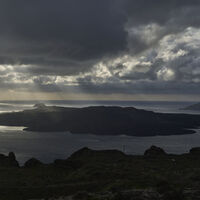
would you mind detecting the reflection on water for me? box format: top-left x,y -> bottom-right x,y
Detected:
0,128 -> 199,165
0,126 -> 25,131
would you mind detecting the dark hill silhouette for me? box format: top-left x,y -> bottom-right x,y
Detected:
0,147 -> 200,199
182,102 -> 200,111
0,105 -> 199,136
144,145 -> 167,156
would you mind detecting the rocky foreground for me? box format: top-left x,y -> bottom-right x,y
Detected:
1,146 -> 200,199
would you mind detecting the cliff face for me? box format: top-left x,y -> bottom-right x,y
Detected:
0,105 -> 200,136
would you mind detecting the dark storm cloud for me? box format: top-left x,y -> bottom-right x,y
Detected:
125,0 -> 200,25
0,0 -> 198,65
0,0 -> 199,66
0,0 -> 127,61
0,0 -> 199,97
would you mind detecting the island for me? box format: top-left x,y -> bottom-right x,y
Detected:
182,102 -> 200,111
0,105 -> 199,136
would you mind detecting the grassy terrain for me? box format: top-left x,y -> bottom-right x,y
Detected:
1,147 -> 200,199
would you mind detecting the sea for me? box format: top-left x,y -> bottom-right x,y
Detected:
0,100 -> 199,165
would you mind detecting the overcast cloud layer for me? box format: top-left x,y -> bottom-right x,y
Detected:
0,0 -> 200,100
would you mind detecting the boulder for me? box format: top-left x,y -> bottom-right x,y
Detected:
7,152 -> 19,167
8,152 -> 16,161
24,158 -> 43,168
144,146 -> 167,156
69,147 -> 125,164
0,152 -> 19,167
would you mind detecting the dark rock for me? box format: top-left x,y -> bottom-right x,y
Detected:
69,147 -> 125,163
189,147 -> 200,155
0,152 -> 19,167
8,152 -> 16,161
70,147 -> 93,158
7,152 -> 19,167
24,158 -> 43,168
144,146 -> 167,156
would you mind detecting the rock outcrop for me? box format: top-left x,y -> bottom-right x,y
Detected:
24,158 -> 43,168
1,147 -> 200,199
69,147 -> 126,163
0,152 -> 19,167
144,145 -> 167,156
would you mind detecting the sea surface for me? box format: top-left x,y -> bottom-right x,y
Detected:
0,100 -> 199,165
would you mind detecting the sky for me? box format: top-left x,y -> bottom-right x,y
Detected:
0,0 -> 200,101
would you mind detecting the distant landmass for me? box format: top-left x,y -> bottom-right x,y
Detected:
0,105 -> 199,136
182,102 -> 200,111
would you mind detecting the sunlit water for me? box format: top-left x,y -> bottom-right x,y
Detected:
0,100 -> 199,165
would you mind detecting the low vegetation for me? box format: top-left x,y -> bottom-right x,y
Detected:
1,146 -> 200,199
